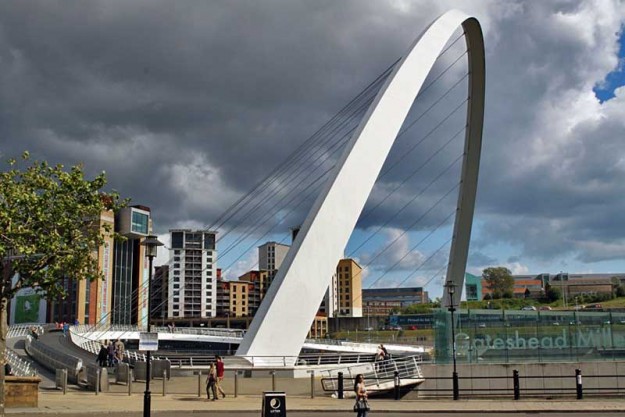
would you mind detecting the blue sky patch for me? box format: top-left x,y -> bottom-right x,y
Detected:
594,27 -> 625,103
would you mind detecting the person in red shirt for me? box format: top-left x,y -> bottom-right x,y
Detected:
215,355 -> 226,398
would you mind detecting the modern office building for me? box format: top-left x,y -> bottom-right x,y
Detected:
45,208 -> 116,325
167,229 -> 217,319
111,205 -> 152,326
362,286 -> 428,316
464,273 -> 482,301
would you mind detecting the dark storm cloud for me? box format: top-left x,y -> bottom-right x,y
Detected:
0,0 -> 434,230
1,0 -> 625,273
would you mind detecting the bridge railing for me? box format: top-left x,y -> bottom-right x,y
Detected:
25,335 -> 83,383
319,355 -> 424,393
151,352 -> 379,369
151,326 -> 246,338
5,348 -> 37,377
69,326 -> 103,355
7,324 -> 44,339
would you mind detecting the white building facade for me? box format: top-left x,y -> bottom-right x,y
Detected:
168,230 -> 217,319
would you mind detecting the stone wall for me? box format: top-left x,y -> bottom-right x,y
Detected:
5,376 -> 41,408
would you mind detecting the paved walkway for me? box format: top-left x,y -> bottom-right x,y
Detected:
8,391 -> 625,415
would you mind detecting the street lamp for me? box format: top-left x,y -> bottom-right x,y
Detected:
445,280 -> 459,400
140,235 -> 163,417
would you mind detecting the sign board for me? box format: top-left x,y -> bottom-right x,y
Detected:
262,391 -> 286,417
139,332 -> 159,351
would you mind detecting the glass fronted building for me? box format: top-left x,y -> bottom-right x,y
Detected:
435,308 -> 625,364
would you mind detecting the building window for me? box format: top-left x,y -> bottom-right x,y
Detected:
131,210 -> 149,235
171,232 -> 184,249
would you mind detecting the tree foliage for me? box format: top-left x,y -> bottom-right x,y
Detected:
543,283 -> 560,302
0,152 -> 125,304
482,266 -> 514,300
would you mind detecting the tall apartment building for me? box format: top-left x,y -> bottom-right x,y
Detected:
168,230 -> 217,319
111,205 -> 152,326
333,259 -> 363,317
258,242 -> 290,281
238,270 -> 270,316
151,265 -> 169,323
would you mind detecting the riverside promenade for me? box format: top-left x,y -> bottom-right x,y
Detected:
8,391 -> 625,415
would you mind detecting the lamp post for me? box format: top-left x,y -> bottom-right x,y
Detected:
140,235 -> 163,417
445,280 -> 459,400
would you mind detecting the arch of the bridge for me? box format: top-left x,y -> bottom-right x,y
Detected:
236,9 -> 485,365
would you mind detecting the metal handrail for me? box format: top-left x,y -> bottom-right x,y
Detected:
320,355 -> 424,392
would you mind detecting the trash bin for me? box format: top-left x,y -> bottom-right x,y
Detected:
262,391 -> 286,416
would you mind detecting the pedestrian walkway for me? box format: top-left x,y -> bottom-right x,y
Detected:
8,390 -> 625,415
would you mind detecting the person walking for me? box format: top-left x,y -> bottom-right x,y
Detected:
114,339 -> 125,363
206,363 -> 218,401
353,374 -> 369,417
215,355 -> 226,398
97,344 -> 108,367
107,341 -> 116,367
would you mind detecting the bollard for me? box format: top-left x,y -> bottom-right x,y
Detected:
197,371 -> 202,398
271,370 -> 276,391
513,370 -> 520,400
95,368 -> 100,395
338,372 -> 344,400
575,369 -> 583,400
128,370 -> 133,396
234,371 -> 238,398
162,370 -> 166,396
310,371 -> 315,399
63,369 -> 67,395
394,371 -> 400,400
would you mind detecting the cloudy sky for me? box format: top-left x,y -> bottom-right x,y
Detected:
1,1 -> 624,298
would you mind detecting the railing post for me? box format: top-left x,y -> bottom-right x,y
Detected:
310,371 -> 315,398
513,369 -> 520,400
452,371 -> 459,401
575,369 -> 583,400
234,371 -> 238,398
338,372 -> 344,400
394,370 -> 400,400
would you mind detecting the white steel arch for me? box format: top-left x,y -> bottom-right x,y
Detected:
237,10 -> 485,364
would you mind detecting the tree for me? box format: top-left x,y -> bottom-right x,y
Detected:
544,283 -> 560,302
611,276 -> 625,298
482,267 -> 514,300
0,152 -> 124,413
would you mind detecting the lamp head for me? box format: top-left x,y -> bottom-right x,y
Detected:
445,280 -> 457,296
141,235 -> 164,258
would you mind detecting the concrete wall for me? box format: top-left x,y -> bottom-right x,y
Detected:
418,361 -> 625,398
